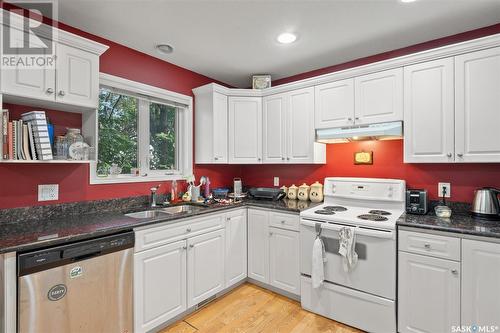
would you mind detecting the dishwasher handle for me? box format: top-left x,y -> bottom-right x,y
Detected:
18,231 -> 134,276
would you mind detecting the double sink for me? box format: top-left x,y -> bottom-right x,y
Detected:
125,204 -> 208,219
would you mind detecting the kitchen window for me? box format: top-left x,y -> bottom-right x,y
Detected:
90,74 -> 192,184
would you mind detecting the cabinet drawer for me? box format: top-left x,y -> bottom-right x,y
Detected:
399,230 -> 460,261
269,211 -> 299,231
135,214 -> 225,252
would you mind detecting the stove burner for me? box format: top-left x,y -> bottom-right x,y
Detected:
323,206 -> 348,212
357,214 -> 389,222
368,210 -> 392,216
315,210 -> 336,215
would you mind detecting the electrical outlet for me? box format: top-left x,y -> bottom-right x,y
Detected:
438,182 -> 451,198
38,184 -> 59,201
273,177 -> 279,187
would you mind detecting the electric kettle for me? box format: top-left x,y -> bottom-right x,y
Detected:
471,187 -> 500,219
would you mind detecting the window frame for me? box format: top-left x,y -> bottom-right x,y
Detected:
89,73 -> 193,184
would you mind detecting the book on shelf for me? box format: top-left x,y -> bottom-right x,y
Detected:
7,121 -> 13,160
21,111 -> 53,161
1,110 -> 9,160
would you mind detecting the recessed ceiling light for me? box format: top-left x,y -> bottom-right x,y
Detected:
155,44 -> 174,55
277,33 -> 297,44
400,0 -> 417,3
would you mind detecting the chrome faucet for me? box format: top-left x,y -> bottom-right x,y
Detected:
150,184 -> 161,208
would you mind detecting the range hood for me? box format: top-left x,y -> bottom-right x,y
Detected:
316,121 -> 403,144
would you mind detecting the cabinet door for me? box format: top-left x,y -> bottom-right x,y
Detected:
404,58 -> 455,163
247,208 -> 270,283
355,68 -> 403,124
213,92 -> 228,163
287,87 -> 316,163
263,94 -> 287,163
314,79 -> 355,128
56,43 -> 99,108
228,97 -> 262,163
134,240 -> 187,333
398,252 -> 460,333
1,34 -> 55,101
455,47 -> 500,162
225,209 -> 247,287
187,229 -> 225,307
462,239 -> 500,327
269,227 -> 300,295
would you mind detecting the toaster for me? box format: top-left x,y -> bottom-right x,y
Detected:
406,189 -> 429,215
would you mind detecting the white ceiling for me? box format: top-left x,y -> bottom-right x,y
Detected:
57,0 -> 500,87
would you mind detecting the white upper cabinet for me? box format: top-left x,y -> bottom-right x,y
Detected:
1,35 -> 56,101
194,88 -> 228,164
263,94 -> 287,163
228,96 -> 262,163
263,88 -> 325,164
462,239 -> 500,328
287,87 -> 320,163
404,58 -> 455,163
56,43 -> 99,108
354,68 -> 403,125
314,78 -> 355,128
0,18 -> 108,109
455,46 -> 500,162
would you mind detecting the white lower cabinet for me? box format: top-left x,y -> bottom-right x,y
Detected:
187,229 -> 225,307
398,251 -> 460,333
225,209 -> 247,287
134,240 -> 187,333
248,208 -> 300,295
247,208 -> 270,283
269,227 -> 300,295
462,239 -> 500,327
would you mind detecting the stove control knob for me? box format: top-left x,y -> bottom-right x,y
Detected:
331,185 -> 336,193
411,206 -> 417,212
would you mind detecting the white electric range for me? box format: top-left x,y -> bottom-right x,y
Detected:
300,177 -> 406,333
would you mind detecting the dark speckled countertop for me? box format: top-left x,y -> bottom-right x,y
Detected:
0,198 -> 319,254
397,207 -> 500,239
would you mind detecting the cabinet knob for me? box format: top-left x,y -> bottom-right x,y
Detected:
214,157 -> 219,161
281,220 -> 285,224
226,217 -> 231,221
182,246 -> 187,250
424,243 -> 431,249
46,88 -> 54,94
258,157 -> 261,161
189,244 -> 194,248
457,153 -> 463,158
287,157 -> 290,161
269,232 -> 273,236
355,117 -> 360,120
447,153 -> 452,158
58,90 -> 65,96
281,157 -> 285,161
348,118 -> 353,121
186,227 -> 192,232
451,269 -> 458,275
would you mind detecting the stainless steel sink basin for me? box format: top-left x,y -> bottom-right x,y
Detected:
125,210 -> 168,219
161,205 -> 206,215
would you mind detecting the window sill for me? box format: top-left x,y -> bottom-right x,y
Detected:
90,173 -> 185,185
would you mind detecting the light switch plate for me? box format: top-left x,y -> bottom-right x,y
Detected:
273,177 -> 279,187
38,184 -> 59,201
438,182 -> 451,198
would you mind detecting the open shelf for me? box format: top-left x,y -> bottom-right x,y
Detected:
0,160 -> 92,164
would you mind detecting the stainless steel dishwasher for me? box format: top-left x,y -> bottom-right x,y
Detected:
17,231 -> 134,333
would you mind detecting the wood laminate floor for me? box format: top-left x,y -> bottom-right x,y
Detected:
160,283 -> 363,333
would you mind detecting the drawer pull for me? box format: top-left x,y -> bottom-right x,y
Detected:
451,269 -> 458,275
189,244 -> 194,248
186,227 -> 192,232
281,220 -> 285,224
424,243 -> 431,249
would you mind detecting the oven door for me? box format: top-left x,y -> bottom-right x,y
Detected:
300,219 -> 396,299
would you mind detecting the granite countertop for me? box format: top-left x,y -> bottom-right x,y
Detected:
397,211 -> 500,239
0,198 -> 319,254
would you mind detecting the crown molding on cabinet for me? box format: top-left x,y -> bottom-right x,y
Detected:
0,9 -> 109,55
193,32 -> 500,96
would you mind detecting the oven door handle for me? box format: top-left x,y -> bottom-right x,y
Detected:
301,219 -> 395,239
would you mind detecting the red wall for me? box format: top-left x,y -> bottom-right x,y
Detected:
0,10 -> 241,209
241,140 -> 500,203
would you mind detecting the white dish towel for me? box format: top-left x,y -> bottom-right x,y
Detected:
312,234 -> 327,288
338,226 -> 358,272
